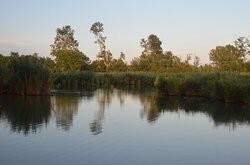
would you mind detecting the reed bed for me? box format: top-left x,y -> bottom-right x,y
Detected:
154,72 -> 250,104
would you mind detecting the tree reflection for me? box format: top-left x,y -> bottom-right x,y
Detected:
139,93 -> 250,129
1,89 -> 249,135
91,89 -> 250,130
51,95 -> 81,131
89,88 -> 113,135
0,96 -> 51,135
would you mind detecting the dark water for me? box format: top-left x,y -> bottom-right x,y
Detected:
0,89 -> 250,165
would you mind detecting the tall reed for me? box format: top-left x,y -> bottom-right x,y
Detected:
154,72 -> 250,104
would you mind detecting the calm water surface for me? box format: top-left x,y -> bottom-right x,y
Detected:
0,89 -> 250,165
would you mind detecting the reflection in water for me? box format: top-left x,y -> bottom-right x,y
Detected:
51,95 -> 82,131
91,89 -> 250,131
0,89 -> 250,135
89,89 -> 113,135
0,96 -> 51,135
139,93 -> 250,129
89,88 -> 128,135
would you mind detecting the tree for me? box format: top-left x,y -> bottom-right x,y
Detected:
234,37 -> 250,60
110,52 -> 128,72
54,50 -> 90,72
90,22 -> 112,71
209,45 -> 243,71
51,25 -> 89,72
90,60 -> 106,72
130,34 -> 164,71
131,34 -> 184,72
193,56 -> 200,68
51,25 -> 79,55
140,34 -> 163,56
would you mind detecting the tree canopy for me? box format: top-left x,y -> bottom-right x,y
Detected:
51,25 -> 79,54
51,25 -> 90,72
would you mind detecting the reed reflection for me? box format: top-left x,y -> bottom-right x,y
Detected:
0,96 -> 51,135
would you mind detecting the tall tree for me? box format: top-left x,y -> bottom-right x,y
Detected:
131,34 -> 165,71
90,22 -> 112,71
51,25 -> 79,55
51,25 -> 89,72
209,45 -> 243,71
140,34 -> 163,56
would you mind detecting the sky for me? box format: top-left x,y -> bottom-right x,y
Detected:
0,0 -> 250,64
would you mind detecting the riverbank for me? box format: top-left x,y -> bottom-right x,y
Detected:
52,72 -> 250,104
154,72 -> 250,104
1,71 -> 250,105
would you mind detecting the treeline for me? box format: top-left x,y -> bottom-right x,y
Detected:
48,22 -> 250,73
0,22 -> 250,97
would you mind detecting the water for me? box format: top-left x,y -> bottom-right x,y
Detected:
0,89 -> 250,165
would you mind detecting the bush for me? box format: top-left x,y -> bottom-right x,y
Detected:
0,54 -> 51,95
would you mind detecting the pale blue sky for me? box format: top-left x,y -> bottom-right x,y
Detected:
0,0 -> 249,63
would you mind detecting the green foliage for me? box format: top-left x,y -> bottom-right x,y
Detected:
52,72 -> 157,90
209,37 -> 250,72
209,45 -> 244,71
51,25 -> 89,72
90,60 -> 106,72
0,53 -> 51,95
154,72 -> 250,103
54,50 -> 90,72
110,56 -> 128,72
51,25 -> 79,54
130,34 -> 191,72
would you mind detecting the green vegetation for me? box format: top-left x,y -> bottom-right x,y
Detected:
154,72 -> 250,104
52,72 -> 157,90
0,21 -> 250,105
50,25 -> 91,72
0,53 -> 50,95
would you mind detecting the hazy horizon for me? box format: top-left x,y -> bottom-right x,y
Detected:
0,0 -> 250,64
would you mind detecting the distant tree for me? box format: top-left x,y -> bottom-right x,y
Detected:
110,52 -> 127,72
90,22 -> 112,71
184,54 -> 192,65
209,45 -> 243,71
10,52 -> 19,57
234,37 -> 250,60
120,52 -> 125,61
130,34 -> 164,71
193,56 -> 200,68
140,34 -> 163,56
130,34 -> 187,72
51,25 -> 79,54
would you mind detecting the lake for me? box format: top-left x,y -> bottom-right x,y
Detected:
0,89 -> 250,165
